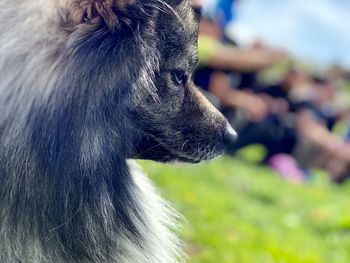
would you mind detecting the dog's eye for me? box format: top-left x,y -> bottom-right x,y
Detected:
171,70 -> 188,86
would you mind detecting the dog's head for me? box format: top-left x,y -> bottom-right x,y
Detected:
58,0 -> 236,163
125,0 -> 237,163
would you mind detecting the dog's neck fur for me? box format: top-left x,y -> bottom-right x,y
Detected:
1,161 -> 182,263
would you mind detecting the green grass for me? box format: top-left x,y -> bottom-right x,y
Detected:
139,156 -> 350,263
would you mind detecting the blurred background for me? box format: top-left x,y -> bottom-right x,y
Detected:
140,0 -> 350,262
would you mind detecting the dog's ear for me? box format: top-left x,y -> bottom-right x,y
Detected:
67,0 -> 134,28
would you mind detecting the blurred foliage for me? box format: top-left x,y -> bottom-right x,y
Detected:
139,152 -> 350,263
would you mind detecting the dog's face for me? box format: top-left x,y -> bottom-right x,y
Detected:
57,0 -> 236,164
126,1 -> 237,163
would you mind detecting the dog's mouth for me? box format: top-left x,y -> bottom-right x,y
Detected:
133,135 -> 225,163
172,144 -> 225,164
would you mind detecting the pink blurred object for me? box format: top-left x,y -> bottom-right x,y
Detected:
191,0 -> 203,8
268,154 -> 306,183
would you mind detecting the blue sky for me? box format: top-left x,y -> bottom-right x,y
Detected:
227,0 -> 350,68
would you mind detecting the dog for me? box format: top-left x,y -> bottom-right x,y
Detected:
0,0 -> 237,262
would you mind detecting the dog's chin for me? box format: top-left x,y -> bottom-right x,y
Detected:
173,156 -> 202,164
132,136 -> 225,163
132,144 -> 224,164
173,149 -> 225,164
138,153 -> 217,164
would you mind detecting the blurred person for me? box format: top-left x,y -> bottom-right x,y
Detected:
295,105 -> 350,184
198,17 -> 284,71
295,111 -> 350,183
236,40 -> 271,91
194,16 -> 286,128
230,69 -> 344,182
257,74 -> 350,183
231,68 -> 304,158
293,76 -> 338,164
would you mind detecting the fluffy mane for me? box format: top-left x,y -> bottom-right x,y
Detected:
0,0 -> 185,262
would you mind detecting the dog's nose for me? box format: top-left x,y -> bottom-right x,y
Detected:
223,125 -> 238,153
